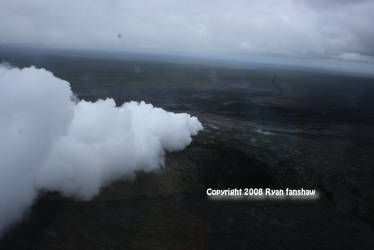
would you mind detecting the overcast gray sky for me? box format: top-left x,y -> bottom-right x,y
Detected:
1,0 -> 374,73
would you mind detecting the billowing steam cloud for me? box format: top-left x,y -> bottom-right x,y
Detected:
0,64 -> 202,235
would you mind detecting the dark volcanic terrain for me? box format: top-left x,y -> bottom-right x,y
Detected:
1,52 -> 374,249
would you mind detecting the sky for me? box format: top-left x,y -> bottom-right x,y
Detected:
1,0 -> 374,73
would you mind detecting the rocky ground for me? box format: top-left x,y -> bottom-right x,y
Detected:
1,64 -> 374,249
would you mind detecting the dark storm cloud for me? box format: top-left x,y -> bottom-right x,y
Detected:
0,0 -> 374,64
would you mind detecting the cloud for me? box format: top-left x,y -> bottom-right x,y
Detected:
0,64 -> 202,235
0,0 -> 374,63
334,52 -> 374,63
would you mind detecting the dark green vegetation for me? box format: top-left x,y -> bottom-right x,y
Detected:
1,51 -> 374,249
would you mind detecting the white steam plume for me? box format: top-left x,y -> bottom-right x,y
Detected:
0,64 -> 202,235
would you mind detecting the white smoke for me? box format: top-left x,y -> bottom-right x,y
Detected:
0,64 -> 202,235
